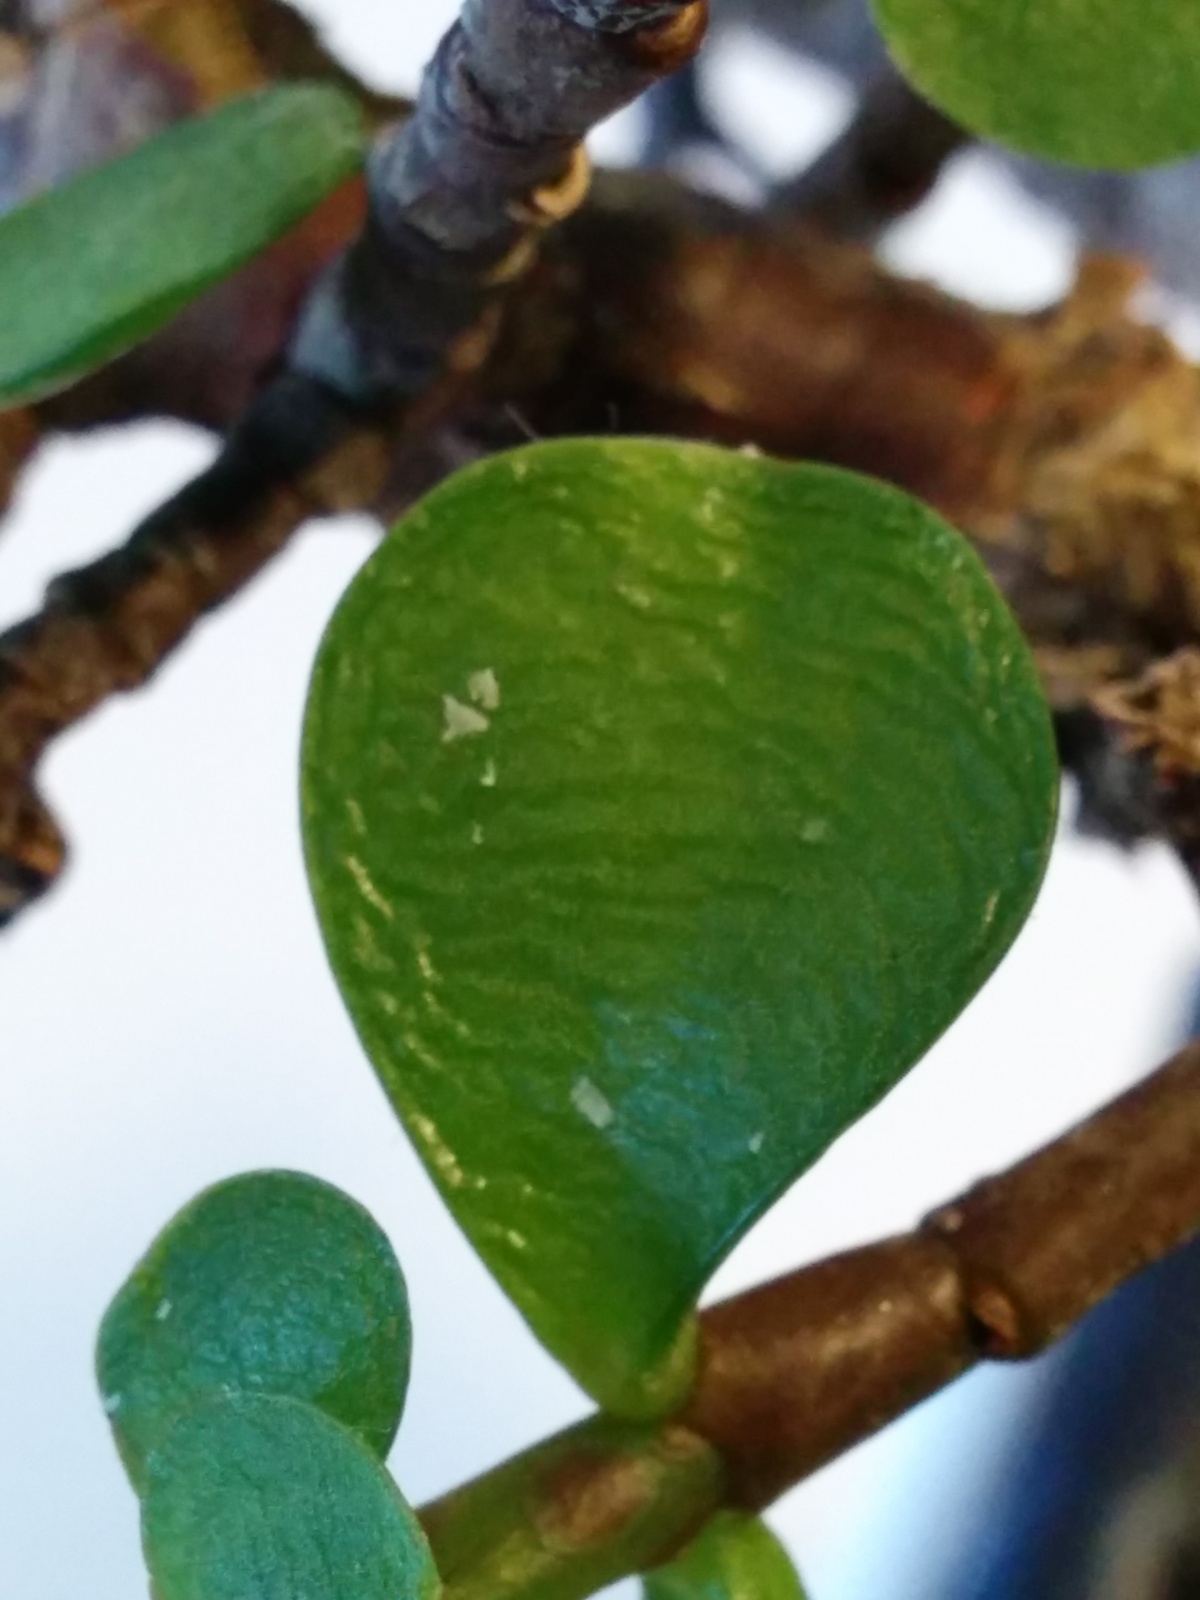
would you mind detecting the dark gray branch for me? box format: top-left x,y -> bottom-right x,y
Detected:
771,65 -> 967,238
551,0 -> 693,30
293,0 -> 706,397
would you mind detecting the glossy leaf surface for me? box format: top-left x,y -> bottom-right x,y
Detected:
0,84 -> 363,406
302,439 -> 1057,1416
644,1513 -> 809,1600
142,1393 -> 439,1600
872,0 -> 1200,168
98,1170 -> 410,1491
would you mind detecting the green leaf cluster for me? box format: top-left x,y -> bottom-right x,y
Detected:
97,1172 -> 436,1600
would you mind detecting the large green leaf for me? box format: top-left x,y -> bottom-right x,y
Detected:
644,1514 -> 809,1600
142,1393 -> 439,1600
302,439 -> 1057,1417
97,1171 -> 410,1492
0,84 -> 364,406
871,0 -> 1200,168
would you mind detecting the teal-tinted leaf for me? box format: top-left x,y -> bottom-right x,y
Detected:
645,1514 -> 809,1600
142,1392 -> 440,1600
0,84 -> 364,406
871,0 -> 1200,168
97,1170 -> 410,1491
301,438 -> 1057,1417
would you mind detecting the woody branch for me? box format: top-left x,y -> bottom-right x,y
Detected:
419,1041 -> 1200,1600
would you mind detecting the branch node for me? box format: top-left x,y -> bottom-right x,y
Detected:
507,145 -> 593,228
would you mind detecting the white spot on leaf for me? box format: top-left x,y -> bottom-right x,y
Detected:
103,1393 -> 122,1416
345,855 -> 395,920
615,581 -> 653,611
442,695 -> 490,742
468,668 -> 501,711
481,760 -> 498,788
747,1131 -> 765,1154
155,1299 -> 173,1322
416,946 -> 440,985
571,1076 -> 614,1130
800,819 -> 829,844
699,487 -> 724,526
409,1110 -> 467,1188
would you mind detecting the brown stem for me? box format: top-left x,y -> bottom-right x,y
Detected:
0,402 -> 40,521
418,1042 -> 1200,1600
681,1236 -> 970,1510
925,1044 -> 1200,1359
689,1042 -> 1200,1505
421,1415 -> 726,1600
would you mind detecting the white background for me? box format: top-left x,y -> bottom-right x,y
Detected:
3,5 -> 1199,1598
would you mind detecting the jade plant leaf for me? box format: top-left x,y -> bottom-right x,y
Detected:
142,1392 -> 440,1600
97,1170 -> 410,1491
644,1513 -> 809,1600
871,0 -> 1200,168
0,83 -> 364,407
302,439 -> 1057,1417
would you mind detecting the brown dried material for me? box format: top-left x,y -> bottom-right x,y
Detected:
1093,650 -> 1200,776
978,258 -> 1200,676
99,0 -> 265,105
1085,652 -> 1200,882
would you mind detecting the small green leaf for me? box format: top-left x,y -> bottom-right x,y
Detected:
142,1393 -> 440,1600
871,0 -> 1200,168
0,84 -> 364,406
97,1170 -> 410,1491
301,439 -> 1057,1417
645,1514 -> 809,1600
